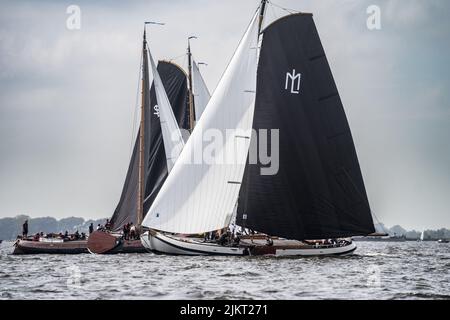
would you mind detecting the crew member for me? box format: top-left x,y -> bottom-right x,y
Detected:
22,220 -> 29,239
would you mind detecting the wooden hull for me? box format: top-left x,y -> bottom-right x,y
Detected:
141,231 -> 356,257
141,231 -> 248,256
13,239 -> 88,255
87,231 -> 147,254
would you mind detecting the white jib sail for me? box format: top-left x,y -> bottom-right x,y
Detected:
192,60 -> 211,121
142,12 -> 260,234
148,47 -> 185,173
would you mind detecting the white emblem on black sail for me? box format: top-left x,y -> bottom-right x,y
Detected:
285,69 -> 301,94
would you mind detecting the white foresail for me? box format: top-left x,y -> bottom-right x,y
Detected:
142,13 -> 260,234
148,47 -> 185,173
192,60 -> 211,121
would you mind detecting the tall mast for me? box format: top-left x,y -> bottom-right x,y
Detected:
187,36 -> 197,132
137,28 -> 147,227
258,0 -> 268,35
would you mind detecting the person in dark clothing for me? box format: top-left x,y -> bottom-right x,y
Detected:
105,219 -> 111,231
89,223 -> 94,234
22,220 -> 29,239
218,231 -> 231,246
123,223 -> 129,240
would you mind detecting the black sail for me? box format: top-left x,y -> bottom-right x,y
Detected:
236,13 -> 375,240
110,61 -> 189,231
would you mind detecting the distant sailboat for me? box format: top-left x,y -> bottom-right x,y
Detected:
420,231 -> 425,241
88,27 -> 210,254
140,1 -> 375,256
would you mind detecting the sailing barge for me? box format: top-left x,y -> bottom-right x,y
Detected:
140,1 -> 376,256
88,28 -> 211,254
13,238 -> 88,255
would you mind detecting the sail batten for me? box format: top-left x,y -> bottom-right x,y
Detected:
142,13 -> 260,234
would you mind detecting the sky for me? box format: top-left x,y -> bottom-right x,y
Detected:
0,0 -> 449,230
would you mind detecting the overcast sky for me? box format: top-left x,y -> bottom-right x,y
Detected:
0,0 -> 449,230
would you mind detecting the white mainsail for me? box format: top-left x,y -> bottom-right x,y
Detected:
192,60 -> 211,121
142,12 -> 260,234
148,47 -> 185,173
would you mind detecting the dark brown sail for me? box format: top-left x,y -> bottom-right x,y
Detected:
237,13 -> 375,240
110,61 -> 189,231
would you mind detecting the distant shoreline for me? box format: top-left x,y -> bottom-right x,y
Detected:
0,215 -> 449,241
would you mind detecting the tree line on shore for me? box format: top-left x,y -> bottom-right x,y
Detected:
0,215 -> 108,240
374,223 -> 450,240
0,216 -> 449,241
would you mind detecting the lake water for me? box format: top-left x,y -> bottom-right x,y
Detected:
0,241 -> 449,300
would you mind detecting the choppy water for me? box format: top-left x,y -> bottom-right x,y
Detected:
0,241 -> 449,300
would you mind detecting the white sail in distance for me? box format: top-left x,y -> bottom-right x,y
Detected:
142,12 -> 260,234
192,60 -> 211,122
148,46 -> 185,173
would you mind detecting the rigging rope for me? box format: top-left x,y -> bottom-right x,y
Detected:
269,1 -> 279,21
129,50 -> 143,161
268,1 -> 300,14
168,53 -> 186,63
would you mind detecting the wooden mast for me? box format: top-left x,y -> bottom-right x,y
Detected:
258,0 -> 268,35
242,0 -> 268,233
137,28 -> 147,228
187,36 -> 196,132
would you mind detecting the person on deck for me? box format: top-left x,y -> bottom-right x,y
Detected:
123,223 -> 129,240
218,231 -> 231,246
105,219 -> 111,231
22,220 -> 28,239
89,223 -> 94,234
